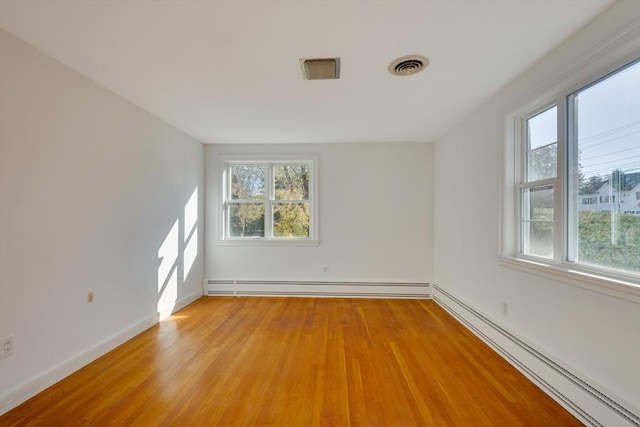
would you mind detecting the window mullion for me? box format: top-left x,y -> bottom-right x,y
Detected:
565,93 -> 579,264
224,163 -> 231,239
516,116 -> 527,255
265,163 -> 273,238
513,118 -> 524,256
555,99 -> 567,264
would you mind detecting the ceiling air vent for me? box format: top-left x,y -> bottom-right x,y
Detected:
389,55 -> 429,76
300,58 -> 340,80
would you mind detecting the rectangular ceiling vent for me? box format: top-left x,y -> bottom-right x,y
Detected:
299,58 -> 340,80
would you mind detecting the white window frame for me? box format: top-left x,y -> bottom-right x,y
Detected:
500,38 -> 640,301
218,154 -> 319,246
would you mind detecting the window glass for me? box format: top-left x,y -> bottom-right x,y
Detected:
230,164 -> 265,200
228,203 -> 265,237
569,61 -> 640,274
521,185 -> 554,258
274,164 -> 309,200
526,106 -> 557,182
273,202 -> 310,237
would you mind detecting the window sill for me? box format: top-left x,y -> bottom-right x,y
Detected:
216,239 -> 320,247
497,256 -> 640,303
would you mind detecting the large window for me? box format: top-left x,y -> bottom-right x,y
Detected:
567,61 -> 640,274
509,58 -> 639,281
221,158 -> 317,243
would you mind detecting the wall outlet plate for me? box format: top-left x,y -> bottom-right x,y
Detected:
1,336 -> 14,359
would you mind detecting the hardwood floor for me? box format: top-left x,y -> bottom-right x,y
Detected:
1,297 -> 581,426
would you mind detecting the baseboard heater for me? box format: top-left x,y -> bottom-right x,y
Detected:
206,280 -> 430,299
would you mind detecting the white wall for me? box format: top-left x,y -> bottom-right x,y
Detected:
0,29 -> 204,412
205,142 -> 433,285
432,1 -> 639,423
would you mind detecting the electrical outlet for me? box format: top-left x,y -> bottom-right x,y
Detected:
502,302 -> 509,317
1,336 -> 14,359
322,267 -> 329,274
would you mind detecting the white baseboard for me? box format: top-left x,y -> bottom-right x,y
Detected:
432,284 -> 640,427
205,279 -> 430,299
0,289 -> 204,416
157,289 -> 204,320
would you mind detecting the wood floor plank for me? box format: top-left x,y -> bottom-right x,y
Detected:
0,297 -> 582,426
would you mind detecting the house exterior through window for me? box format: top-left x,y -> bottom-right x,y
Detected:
504,57 -> 639,282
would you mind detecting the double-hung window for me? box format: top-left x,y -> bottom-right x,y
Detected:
506,58 -> 640,285
519,105 -> 559,259
221,157 -> 318,244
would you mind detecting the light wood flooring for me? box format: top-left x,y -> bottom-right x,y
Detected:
0,297 -> 581,426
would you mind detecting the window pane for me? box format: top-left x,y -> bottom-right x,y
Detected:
571,61 -> 640,274
274,164 -> 309,200
526,106 -> 557,181
230,164 -> 265,200
273,202 -> 310,237
528,143 -> 557,181
577,211 -> 640,272
521,185 -> 554,258
229,203 -> 265,237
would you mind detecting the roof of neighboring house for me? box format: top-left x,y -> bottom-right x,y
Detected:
583,171 -> 640,196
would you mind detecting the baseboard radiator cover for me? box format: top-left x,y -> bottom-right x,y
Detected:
206,280 -> 430,299
432,284 -> 639,427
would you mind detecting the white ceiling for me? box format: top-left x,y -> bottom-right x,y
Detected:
0,0 -> 614,144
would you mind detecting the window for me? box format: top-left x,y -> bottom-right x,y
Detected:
221,157 -> 318,244
599,195 -> 616,204
519,106 -> 558,259
506,58 -> 639,282
567,61 -> 639,275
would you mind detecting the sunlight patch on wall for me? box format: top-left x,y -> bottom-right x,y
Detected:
156,187 -> 199,320
157,218 -> 179,319
184,188 -> 198,279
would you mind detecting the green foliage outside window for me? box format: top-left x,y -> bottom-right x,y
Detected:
578,211 -> 640,273
228,163 -> 311,238
273,165 -> 309,237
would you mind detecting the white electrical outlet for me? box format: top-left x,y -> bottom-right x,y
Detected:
1,336 -> 14,359
322,267 -> 329,274
502,302 -> 509,317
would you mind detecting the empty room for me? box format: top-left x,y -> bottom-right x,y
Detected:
0,0 -> 639,425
